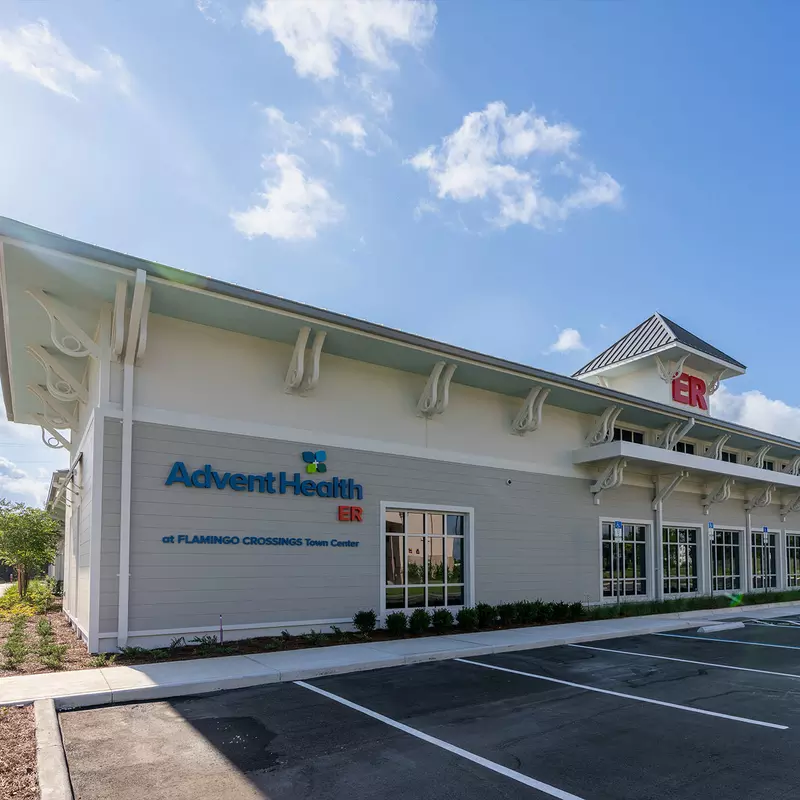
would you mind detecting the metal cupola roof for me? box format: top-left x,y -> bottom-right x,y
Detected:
573,312 -> 747,379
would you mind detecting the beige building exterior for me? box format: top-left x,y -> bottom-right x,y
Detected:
1,217 -> 798,653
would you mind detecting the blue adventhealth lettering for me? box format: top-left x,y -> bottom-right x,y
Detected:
165,462 -> 363,500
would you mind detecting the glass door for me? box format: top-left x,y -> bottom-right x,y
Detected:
751,531 -> 777,590
602,522 -> 648,600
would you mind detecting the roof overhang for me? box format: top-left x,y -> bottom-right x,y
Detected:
1,215 -> 800,465
574,441 -> 800,492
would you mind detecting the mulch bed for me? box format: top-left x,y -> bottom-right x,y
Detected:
0,608 -> 92,679
0,704 -> 38,800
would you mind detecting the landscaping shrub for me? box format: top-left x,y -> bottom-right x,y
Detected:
409,608 -> 431,634
2,615 -> 30,670
496,603 -> 517,626
456,607 -> 478,631
514,600 -> 537,625
568,602 -> 584,621
353,609 -> 377,634
551,601 -> 571,623
385,611 -> 408,636
475,603 -> 497,629
431,608 -> 454,632
301,630 -> 325,646
88,653 -> 116,668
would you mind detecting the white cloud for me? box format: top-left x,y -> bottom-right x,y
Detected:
244,0 -> 436,80
231,153 -> 344,240
355,73 -> 393,116
0,19 -> 129,101
546,328 -> 587,354
413,197 -> 439,220
712,385 -> 800,441
408,101 -> 621,230
317,108 -> 368,150
261,105 -> 307,149
0,457 -> 49,508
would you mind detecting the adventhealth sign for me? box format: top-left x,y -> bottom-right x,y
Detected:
164,460 -> 364,500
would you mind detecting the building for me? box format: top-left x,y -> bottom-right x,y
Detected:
1,216 -> 799,653
45,469 -> 69,583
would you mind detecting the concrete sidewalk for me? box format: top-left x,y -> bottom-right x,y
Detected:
3,600 -> 800,710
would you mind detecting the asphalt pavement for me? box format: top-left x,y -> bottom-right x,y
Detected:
60,618 -> 800,800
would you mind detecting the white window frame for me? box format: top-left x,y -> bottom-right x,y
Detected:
612,425 -> 648,446
598,517 -> 652,603
786,530 -> 800,588
672,440 -> 699,456
661,522 -> 704,596
379,501 -> 475,621
750,527 -> 780,592
708,525 -> 745,593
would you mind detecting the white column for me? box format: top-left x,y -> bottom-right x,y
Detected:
744,511 -> 753,594
653,500 -> 664,601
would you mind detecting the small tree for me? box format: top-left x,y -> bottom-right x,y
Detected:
0,500 -> 62,597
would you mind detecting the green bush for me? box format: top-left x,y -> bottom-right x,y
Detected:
551,601 -> 572,622
497,603 -> 517,626
2,615 -> 29,670
456,607 -> 478,631
352,609 -> 377,634
301,630 -> 325,646
568,602 -> 584,621
88,653 -> 116,668
514,600 -> 537,625
475,603 -> 497,628
408,608 -> 431,634
431,608 -> 454,632
385,611 -> 408,636
26,580 -> 54,613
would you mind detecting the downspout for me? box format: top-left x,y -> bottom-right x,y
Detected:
117,269 -> 146,649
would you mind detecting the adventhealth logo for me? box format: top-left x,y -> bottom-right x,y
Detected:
164,450 -> 363,500
303,450 -> 327,474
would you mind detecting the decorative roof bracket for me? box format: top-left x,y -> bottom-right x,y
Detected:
26,289 -> 100,359
284,326 -> 311,393
27,385 -> 77,429
111,279 -> 127,361
652,470 -> 689,510
284,327 -> 327,395
26,345 -> 88,405
750,444 -> 772,469
781,492 -> 800,522
655,353 -> 689,383
745,484 -> 776,512
707,369 -> 728,396
658,417 -> 694,450
511,386 -> 550,435
299,330 -> 327,395
32,413 -> 70,450
585,405 -> 622,446
787,455 -> 800,476
590,457 -> 627,505
705,433 -> 730,460
417,361 -> 457,418
702,477 -> 734,515
135,287 -> 151,365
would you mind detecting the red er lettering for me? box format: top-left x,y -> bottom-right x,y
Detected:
671,372 -> 707,410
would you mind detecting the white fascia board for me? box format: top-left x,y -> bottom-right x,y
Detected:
574,441 -> 800,489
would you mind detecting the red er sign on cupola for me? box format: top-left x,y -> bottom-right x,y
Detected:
671,372 -> 708,411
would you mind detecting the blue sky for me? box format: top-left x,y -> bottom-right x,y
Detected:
2,0 -> 800,505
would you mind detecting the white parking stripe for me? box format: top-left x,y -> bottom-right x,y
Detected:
657,633 -> 800,651
569,643 -> 800,680
294,680 -> 585,800
454,659 -> 788,730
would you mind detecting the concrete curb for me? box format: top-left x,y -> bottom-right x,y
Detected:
3,598 -> 800,711
697,622 -> 746,634
34,699 -> 73,800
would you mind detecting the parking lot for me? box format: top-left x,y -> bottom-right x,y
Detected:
60,617 -> 800,799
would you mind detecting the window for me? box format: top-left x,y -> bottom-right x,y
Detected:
662,527 -> 699,594
763,461 -> 775,471
385,510 -> 465,610
674,442 -> 695,455
710,529 -> 741,591
721,451 -> 738,464
751,531 -> 777,589
613,428 -> 644,445
787,535 -> 800,587
601,522 -> 648,598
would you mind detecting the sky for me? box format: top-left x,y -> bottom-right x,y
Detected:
2,0 -> 800,506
